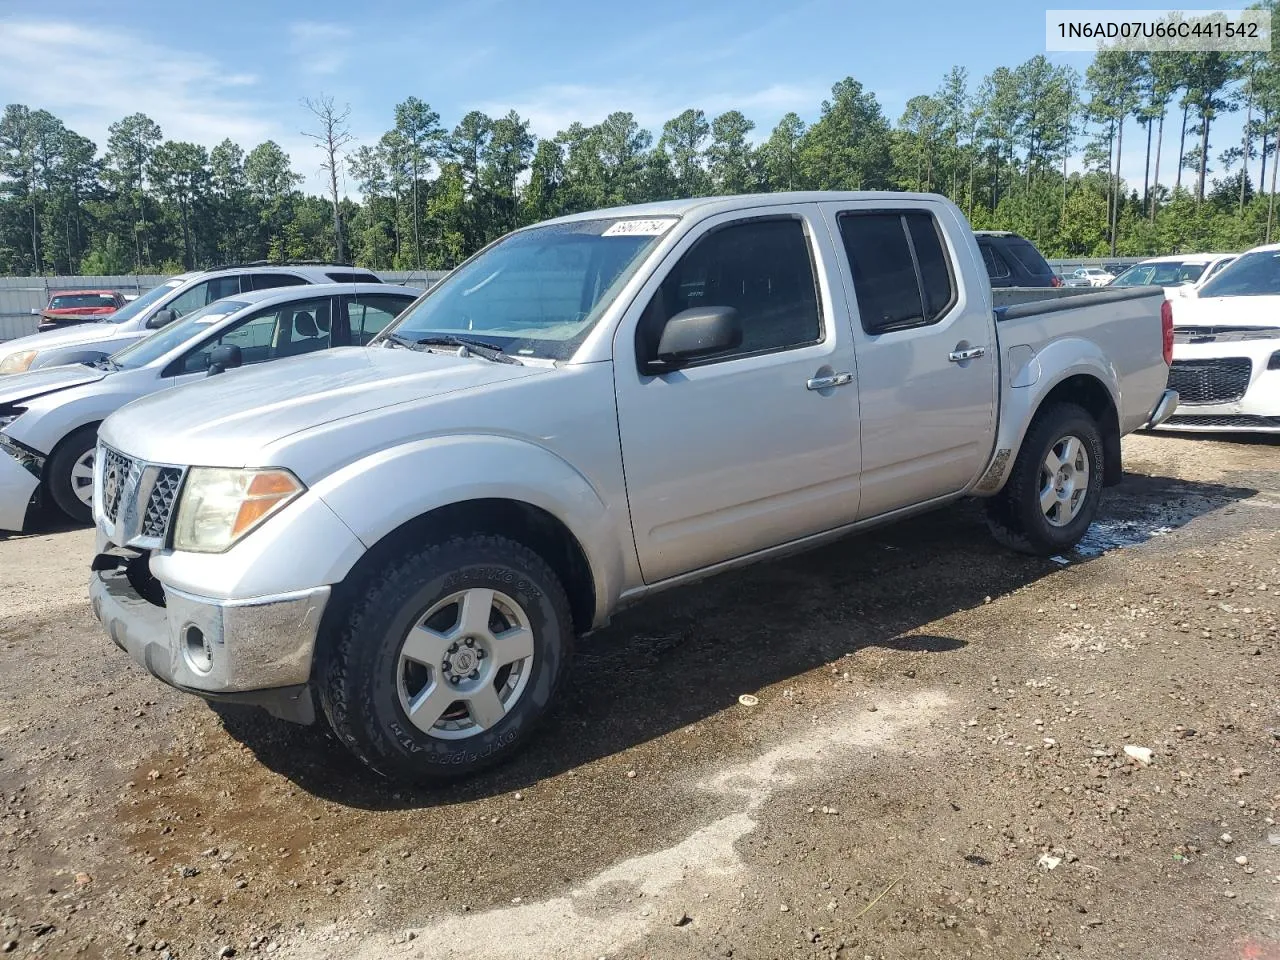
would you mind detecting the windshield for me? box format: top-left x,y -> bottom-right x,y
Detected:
103,279 -> 182,324
110,300 -> 248,369
381,218 -> 674,360
1197,249 -> 1280,298
50,294 -> 117,309
1111,261 -> 1208,287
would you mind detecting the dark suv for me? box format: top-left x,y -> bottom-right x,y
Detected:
975,231 -> 1061,288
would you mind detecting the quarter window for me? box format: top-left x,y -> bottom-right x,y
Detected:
979,243 -> 1011,281
346,295 -> 413,345
249,273 -> 307,291
637,217 -> 821,366
838,212 -> 957,334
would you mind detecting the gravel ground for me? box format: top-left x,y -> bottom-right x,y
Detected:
1,432 -> 1278,960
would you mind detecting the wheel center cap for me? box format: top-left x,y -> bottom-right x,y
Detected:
452,649 -> 477,673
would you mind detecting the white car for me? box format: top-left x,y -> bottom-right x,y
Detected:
1068,267 -> 1116,287
0,283 -> 420,529
0,263 -> 383,376
1159,244 -> 1280,433
1110,253 -> 1236,298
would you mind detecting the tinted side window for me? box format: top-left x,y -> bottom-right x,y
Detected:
347,295 -> 413,345
980,243 -> 1012,280
637,218 -> 821,365
249,273 -> 307,291
838,211 -> 956,333
906,213 -> 956,318
326,271 -> 381,284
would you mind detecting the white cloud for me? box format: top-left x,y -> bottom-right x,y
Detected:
288,21 -> 354,76
0,19 -> 338,192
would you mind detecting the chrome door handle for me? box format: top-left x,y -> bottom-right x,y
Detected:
806,372 -> 854,391
948,346 -> 986,362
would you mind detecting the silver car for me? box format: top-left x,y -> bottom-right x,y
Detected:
0,283 -> 420,529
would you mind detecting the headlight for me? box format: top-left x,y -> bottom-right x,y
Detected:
0,351 -> 38,374
172,467 -> 304,553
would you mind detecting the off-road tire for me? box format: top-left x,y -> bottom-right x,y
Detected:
318,533 -> 574,783
984,402 -> 1104,556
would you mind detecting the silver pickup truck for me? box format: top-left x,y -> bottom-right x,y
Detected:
88,192 -> 1178,782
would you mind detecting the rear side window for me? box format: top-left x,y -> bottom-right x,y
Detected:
249,273 -> 307,291
637,217 -> 822,365
838,211 -> 957,333
326,271 -> 381,284
1005,239 -> 1053,277
347,294 -> 413,345
980,243 -> 1011,280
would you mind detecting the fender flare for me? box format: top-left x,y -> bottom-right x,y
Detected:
311,433 -> 627,626
974,337 -> 1121,494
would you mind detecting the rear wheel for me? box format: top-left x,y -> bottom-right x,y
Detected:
318,533 -> 573,783
984,403 -> 1103,556
46,425 -> 98,524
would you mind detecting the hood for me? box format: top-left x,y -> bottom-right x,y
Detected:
0,321 -> 124,357
1170,295 -> 1280,335
101,346 -> 550,466
0,364 -> 105,407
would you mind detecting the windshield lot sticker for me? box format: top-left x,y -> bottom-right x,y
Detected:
603,218 -> 677,237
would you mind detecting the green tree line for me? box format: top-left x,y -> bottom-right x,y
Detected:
4,15 -> 1280,276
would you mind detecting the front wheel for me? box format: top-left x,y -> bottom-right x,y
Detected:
318,533 -> 574,783
45,425 -> 98,524
984,402 -> 1104,556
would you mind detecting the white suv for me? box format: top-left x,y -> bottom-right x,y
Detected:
0,263 -> 382,375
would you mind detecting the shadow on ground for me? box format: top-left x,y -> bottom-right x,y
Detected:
212,470 -> 1256,809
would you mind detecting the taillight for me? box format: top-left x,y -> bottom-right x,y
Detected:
1051,275 -> 1063,287
1161,299 -> 1174,366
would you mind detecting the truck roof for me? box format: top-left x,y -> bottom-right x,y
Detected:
540,191 -> 950,226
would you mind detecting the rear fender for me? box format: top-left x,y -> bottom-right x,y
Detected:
973,337 -> 1120,494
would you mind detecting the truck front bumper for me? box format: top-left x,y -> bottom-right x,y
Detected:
0,435 -> 42,532
90,567 -> 328,724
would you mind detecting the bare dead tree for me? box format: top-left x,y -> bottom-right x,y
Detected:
302,95 -> 354,262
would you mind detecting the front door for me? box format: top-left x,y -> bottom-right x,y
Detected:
820,201 -> 998,519
613,207 -> 862,584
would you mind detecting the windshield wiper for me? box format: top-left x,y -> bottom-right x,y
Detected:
414,334 -> 522,364
86,357 -> 119,371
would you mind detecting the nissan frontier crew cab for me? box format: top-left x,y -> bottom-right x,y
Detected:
89,192 -> 1178,783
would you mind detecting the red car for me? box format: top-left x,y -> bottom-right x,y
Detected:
36,290 -> 128,332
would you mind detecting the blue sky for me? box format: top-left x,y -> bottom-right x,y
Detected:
0,0 -> 1257,196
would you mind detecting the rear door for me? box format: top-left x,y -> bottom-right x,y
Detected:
613,205 -> 862,583
821,200 -> 998,519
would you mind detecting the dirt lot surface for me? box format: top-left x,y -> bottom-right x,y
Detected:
1,432 -> 1278,960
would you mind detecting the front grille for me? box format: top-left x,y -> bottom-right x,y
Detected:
99,445 -> 184,544
1166,414 -> 1280,429
143,468 -> 183,538
1167,357 -> 1253,405
100,447 -> 138,523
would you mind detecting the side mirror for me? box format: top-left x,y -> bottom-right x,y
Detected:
147,309 -> 177,329
645,305 -> 747,373
646,306 -> 742,373
206,344 -> 242,377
